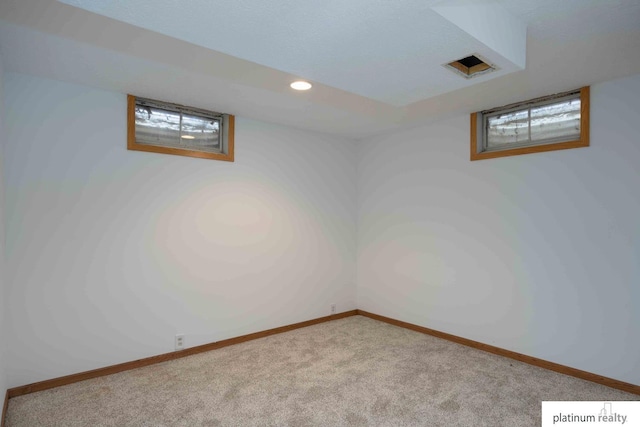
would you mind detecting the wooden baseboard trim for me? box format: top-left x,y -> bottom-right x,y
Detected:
7,310 -> 358,399
356,310 -> 640,395
9,309 -> 637,402
2,390 -> 8,427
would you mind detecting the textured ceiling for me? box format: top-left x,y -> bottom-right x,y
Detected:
0,0 -> 639,139
56,0 -> 526,106
500,0 -> 640,40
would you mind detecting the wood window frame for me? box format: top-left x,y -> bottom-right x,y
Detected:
127,95 -> 235,162
470,86 -> 590,161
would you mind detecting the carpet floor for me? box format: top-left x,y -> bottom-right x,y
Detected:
5,315 -> 637,426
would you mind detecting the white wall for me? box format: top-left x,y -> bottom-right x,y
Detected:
0,52 -> 8,399
3,73 -> 357,387
357,73 -> 640,385
3,69 -> 639,390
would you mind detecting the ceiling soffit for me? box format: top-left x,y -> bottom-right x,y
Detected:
57,0 -> 526,106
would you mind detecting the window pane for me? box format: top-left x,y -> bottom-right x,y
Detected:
486,109 -> 529,148
135,105 -> 222,153
530,99 -> 580,142
129,95 -> 234,162
135,106 -> 181,148
471,88 -> 588,161
181,114 -> 221,152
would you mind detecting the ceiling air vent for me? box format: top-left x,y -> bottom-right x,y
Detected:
445,54 -> 496,79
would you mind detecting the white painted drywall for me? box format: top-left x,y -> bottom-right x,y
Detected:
3,73 -> 357,387
0,51 -> 8,399
357,73 -> 640,385
3,69 -> 639,390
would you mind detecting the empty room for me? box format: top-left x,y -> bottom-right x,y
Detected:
0,0 -> 639,425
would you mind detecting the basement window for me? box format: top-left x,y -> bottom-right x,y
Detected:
470,87 -> 589,161
127,95 -> 234,162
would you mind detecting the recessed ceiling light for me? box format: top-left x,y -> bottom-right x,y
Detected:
290,81 -> 312,91
181,135 -> 195,139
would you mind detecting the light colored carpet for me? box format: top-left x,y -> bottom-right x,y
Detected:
5,316 -> 637,426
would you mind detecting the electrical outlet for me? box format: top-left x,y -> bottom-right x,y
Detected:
175,334 -> 185,351
330,303 -> 337,314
